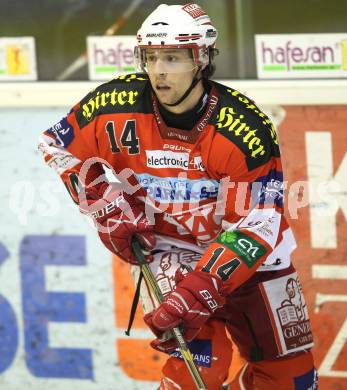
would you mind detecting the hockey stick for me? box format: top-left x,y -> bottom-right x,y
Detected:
57,0 -> 143,81
131,236 -> 207,390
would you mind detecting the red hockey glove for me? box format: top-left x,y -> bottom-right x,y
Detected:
144,270 -> 225,353
80,182 -> 156,264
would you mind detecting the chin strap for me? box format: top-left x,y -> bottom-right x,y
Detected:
164,68 -> 202,107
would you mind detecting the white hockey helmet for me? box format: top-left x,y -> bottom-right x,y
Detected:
135,3 -> 218,72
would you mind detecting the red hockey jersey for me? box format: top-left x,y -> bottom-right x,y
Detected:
39,73 -> 296,293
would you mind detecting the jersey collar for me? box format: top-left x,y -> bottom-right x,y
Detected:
151,84 -> 219,144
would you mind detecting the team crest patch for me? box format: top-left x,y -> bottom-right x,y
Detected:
182,4 -> 207,19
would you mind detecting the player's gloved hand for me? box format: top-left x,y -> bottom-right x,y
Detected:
80,182 -> 156,264
144,269 -> 225,352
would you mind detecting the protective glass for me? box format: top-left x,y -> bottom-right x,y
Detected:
136,47 -> 197,74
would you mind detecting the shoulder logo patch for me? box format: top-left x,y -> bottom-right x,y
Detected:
76,74 -> 148,128
81,89 -> 139,122
216,106 -> 266,157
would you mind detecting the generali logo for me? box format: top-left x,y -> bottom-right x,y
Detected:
255,33 -> 347,79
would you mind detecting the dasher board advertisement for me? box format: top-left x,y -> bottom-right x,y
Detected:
255,33 -> 347,79
87,36 -> 137,81
0,37 -> 37,81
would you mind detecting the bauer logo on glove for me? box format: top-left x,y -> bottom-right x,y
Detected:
80,181 -> 156,264
144,269 -> 225,353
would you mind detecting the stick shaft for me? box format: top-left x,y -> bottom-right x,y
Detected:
131,238 -> 207,390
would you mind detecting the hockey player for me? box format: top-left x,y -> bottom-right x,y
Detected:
39,3 -> 317,389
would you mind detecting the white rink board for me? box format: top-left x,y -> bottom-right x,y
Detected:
0,108 -> 157,390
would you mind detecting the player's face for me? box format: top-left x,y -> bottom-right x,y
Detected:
145,48 -> 198,106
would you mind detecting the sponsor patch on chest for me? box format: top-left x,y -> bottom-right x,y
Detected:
135,174 -> 219,204
146,150 -> 205,171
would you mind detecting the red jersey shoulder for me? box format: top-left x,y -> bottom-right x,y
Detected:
75,73 -> 152,129
210,81 -> 281,171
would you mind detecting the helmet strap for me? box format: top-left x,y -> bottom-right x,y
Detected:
163,68 -> 203,107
